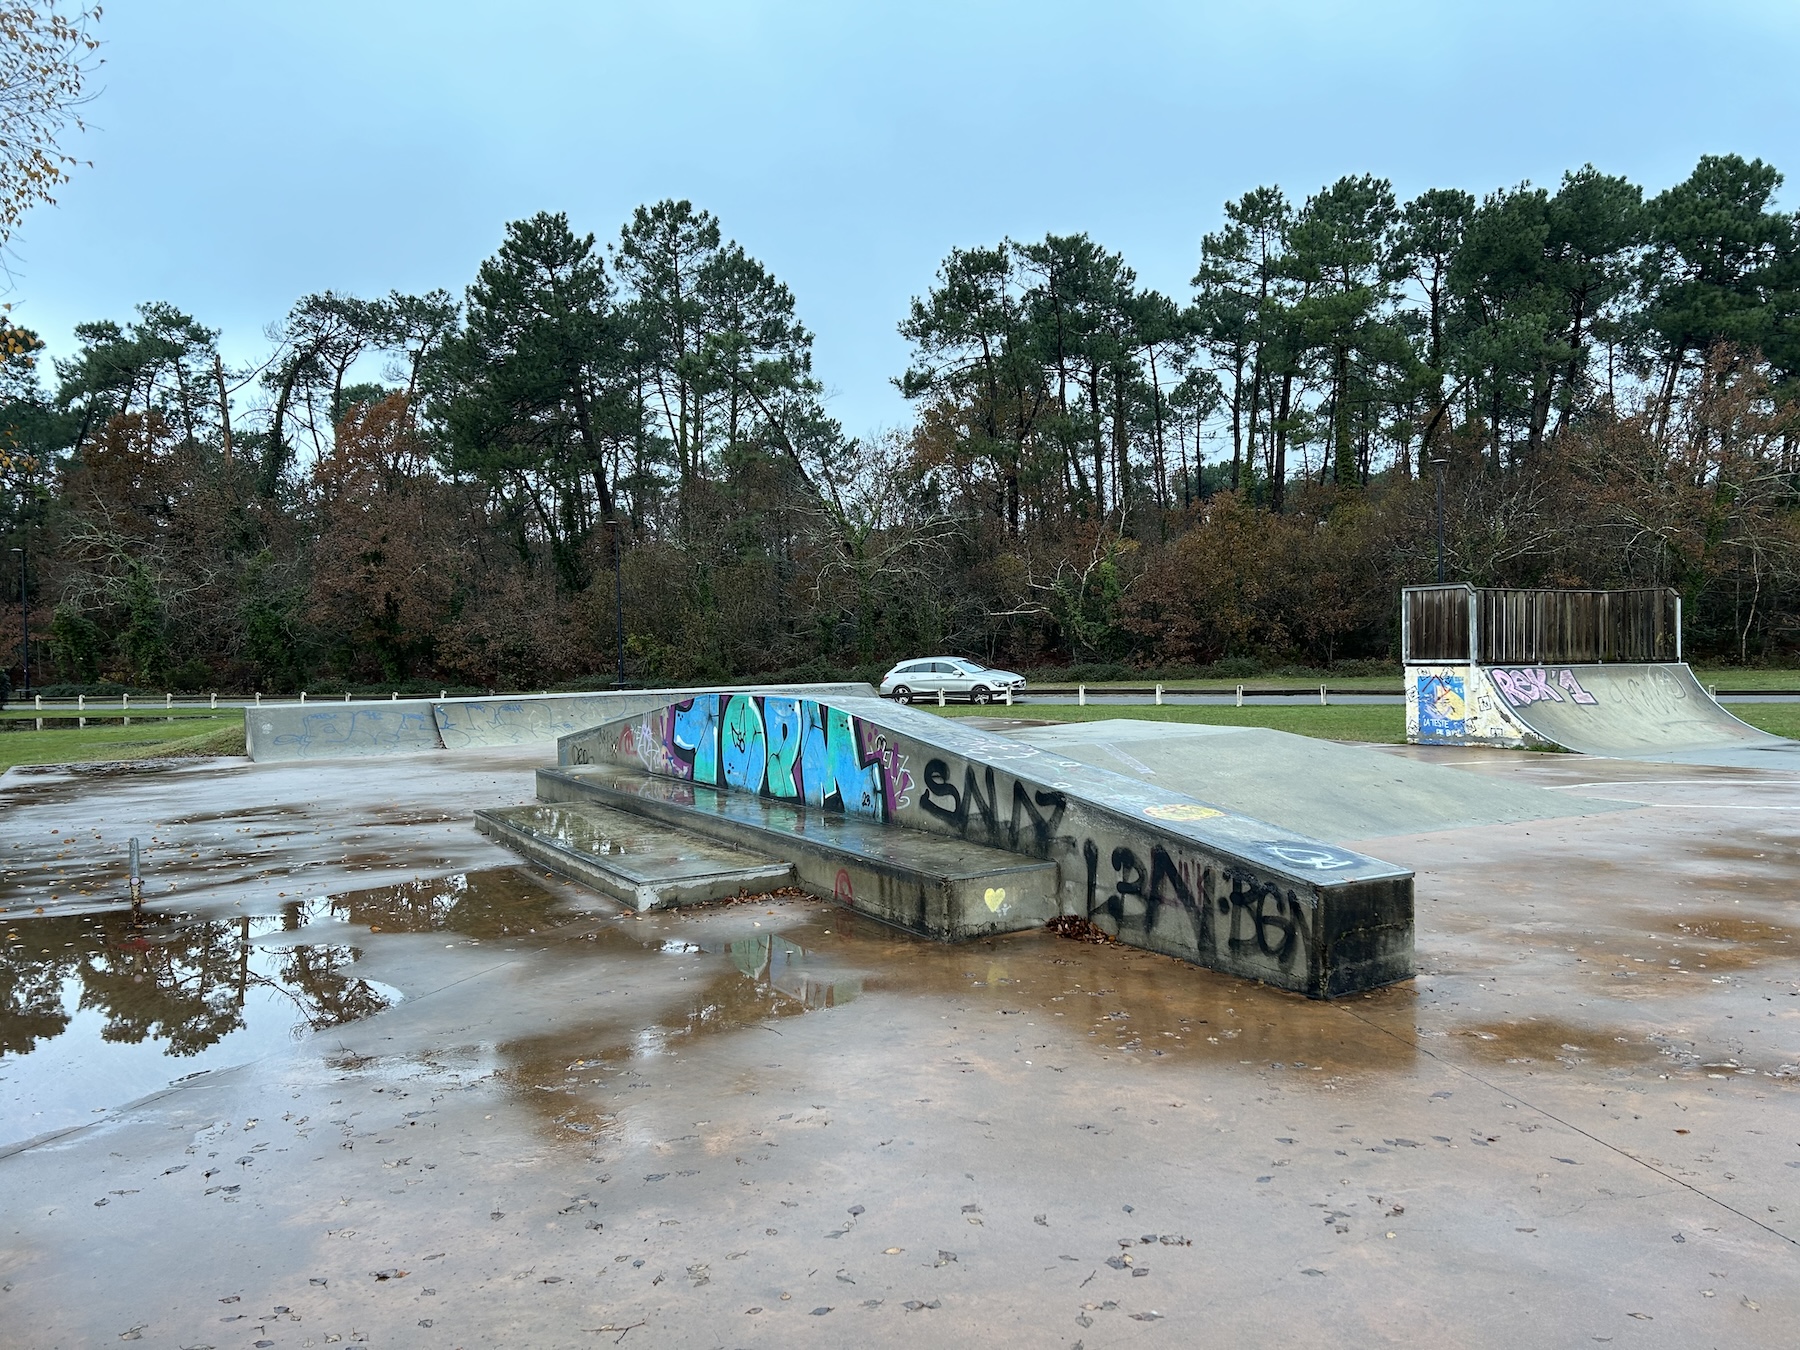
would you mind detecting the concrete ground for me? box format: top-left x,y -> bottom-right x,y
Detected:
0,745 -> 1797,1349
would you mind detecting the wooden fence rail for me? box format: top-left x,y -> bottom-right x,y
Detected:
1402,584 -> 1680,664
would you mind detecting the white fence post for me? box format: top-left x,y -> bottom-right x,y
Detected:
937,688 -> 945,707
1235,684 -> 1244,707
78,693 -> 85,711
300,691 -> 306,703
1078,684 -> 1087,706
1003,687 -> 1012,707
1320,683 -> 1328,706
1154,683 -> 1163,706
165,692 -> 172,709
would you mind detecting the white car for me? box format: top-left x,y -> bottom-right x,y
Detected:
880,657 -> 1026,705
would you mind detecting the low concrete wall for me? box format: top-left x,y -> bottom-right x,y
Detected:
560,694 -> 1415,998
245,683 -> 875,763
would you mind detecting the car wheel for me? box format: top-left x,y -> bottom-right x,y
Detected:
892,686 -> 913,705
971,685 -> 992,705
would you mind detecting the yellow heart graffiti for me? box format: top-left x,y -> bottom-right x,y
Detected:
983,887 -> 1006,912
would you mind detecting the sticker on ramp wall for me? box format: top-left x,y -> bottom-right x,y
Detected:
1257,843 -> 1360,871
1143,802 -> 1226,822
1491,667 -> 1599,709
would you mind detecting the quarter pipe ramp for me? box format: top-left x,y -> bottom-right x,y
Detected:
1408,661 -> 1786,758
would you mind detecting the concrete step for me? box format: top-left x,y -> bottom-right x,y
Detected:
535,765 -> 1060,940
474,802 -> 794,911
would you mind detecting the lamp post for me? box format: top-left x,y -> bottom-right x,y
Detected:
1430,458 -> 1448,584
9,545 -> 25,693
614,526 -> 625,690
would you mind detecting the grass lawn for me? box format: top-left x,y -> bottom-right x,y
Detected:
0,715 -> 246,772
1692,669 -> 1800,691
937,697 -> 1800,746
1026,675 -> 1401,692
1038,668 -> 1800,694
930,701 -> 1406,743
1726,703 -> 1800,738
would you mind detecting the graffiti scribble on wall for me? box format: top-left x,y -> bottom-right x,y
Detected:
610,694 -> 915,822
1490,667 -> 1599,709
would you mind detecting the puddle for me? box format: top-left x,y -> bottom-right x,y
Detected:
0,865 -> 616,1147
490,913 -> 870,1138
1449,1016 -> 1666,1072
312,870 -> 569,938
1450,1012 -> 1800,1082
470,902 -> 1422,1145
0,907 -> 399,1147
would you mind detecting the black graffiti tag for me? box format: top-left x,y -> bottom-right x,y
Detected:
1007,781 -> 1068,856
1221,874 -> 1308,967
1092,843 -> 1200,944
920,757 -> 1067,855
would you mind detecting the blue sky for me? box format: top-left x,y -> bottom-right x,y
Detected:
16,0 -> 1800,446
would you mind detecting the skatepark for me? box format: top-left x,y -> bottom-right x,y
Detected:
1,586 -> 1796,1347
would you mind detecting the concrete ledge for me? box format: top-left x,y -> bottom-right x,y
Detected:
474,804 -> 794,910
538,765 -> 1061,941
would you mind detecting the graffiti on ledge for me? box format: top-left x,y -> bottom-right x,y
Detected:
590,694 -> 916,822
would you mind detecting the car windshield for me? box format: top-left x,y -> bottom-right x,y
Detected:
956,660 -> 988,672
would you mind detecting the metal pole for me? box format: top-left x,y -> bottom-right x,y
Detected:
1431,458 -> 1447,585
615,527 -> 625,690
129,836 -> 142,911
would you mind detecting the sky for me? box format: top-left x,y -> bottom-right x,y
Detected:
15,0 -> 1800,445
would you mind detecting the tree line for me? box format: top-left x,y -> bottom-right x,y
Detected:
4,153 -> 1800,694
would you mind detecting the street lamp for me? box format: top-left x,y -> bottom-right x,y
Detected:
1429,458 -> 1448,584
9,545 -> 25,693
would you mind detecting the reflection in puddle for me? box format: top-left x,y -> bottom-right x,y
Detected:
310,871 -> 566,938
722,933 -> 861,1010
0,867 -> 589,1145
1,908 -> 399,1145
2,909 -> 388,1058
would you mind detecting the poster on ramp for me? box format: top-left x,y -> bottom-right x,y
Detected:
1415,671 -> 1468,741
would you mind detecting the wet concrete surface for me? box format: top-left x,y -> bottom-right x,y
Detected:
0,747 -> 1797,1347
0,752 -> 538,921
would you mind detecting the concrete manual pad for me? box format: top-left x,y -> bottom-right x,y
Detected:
1003,718 -> 1629,842
539,764 -> 1061,940
2,749 -> 1797,1348
475,801 -> 793,909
